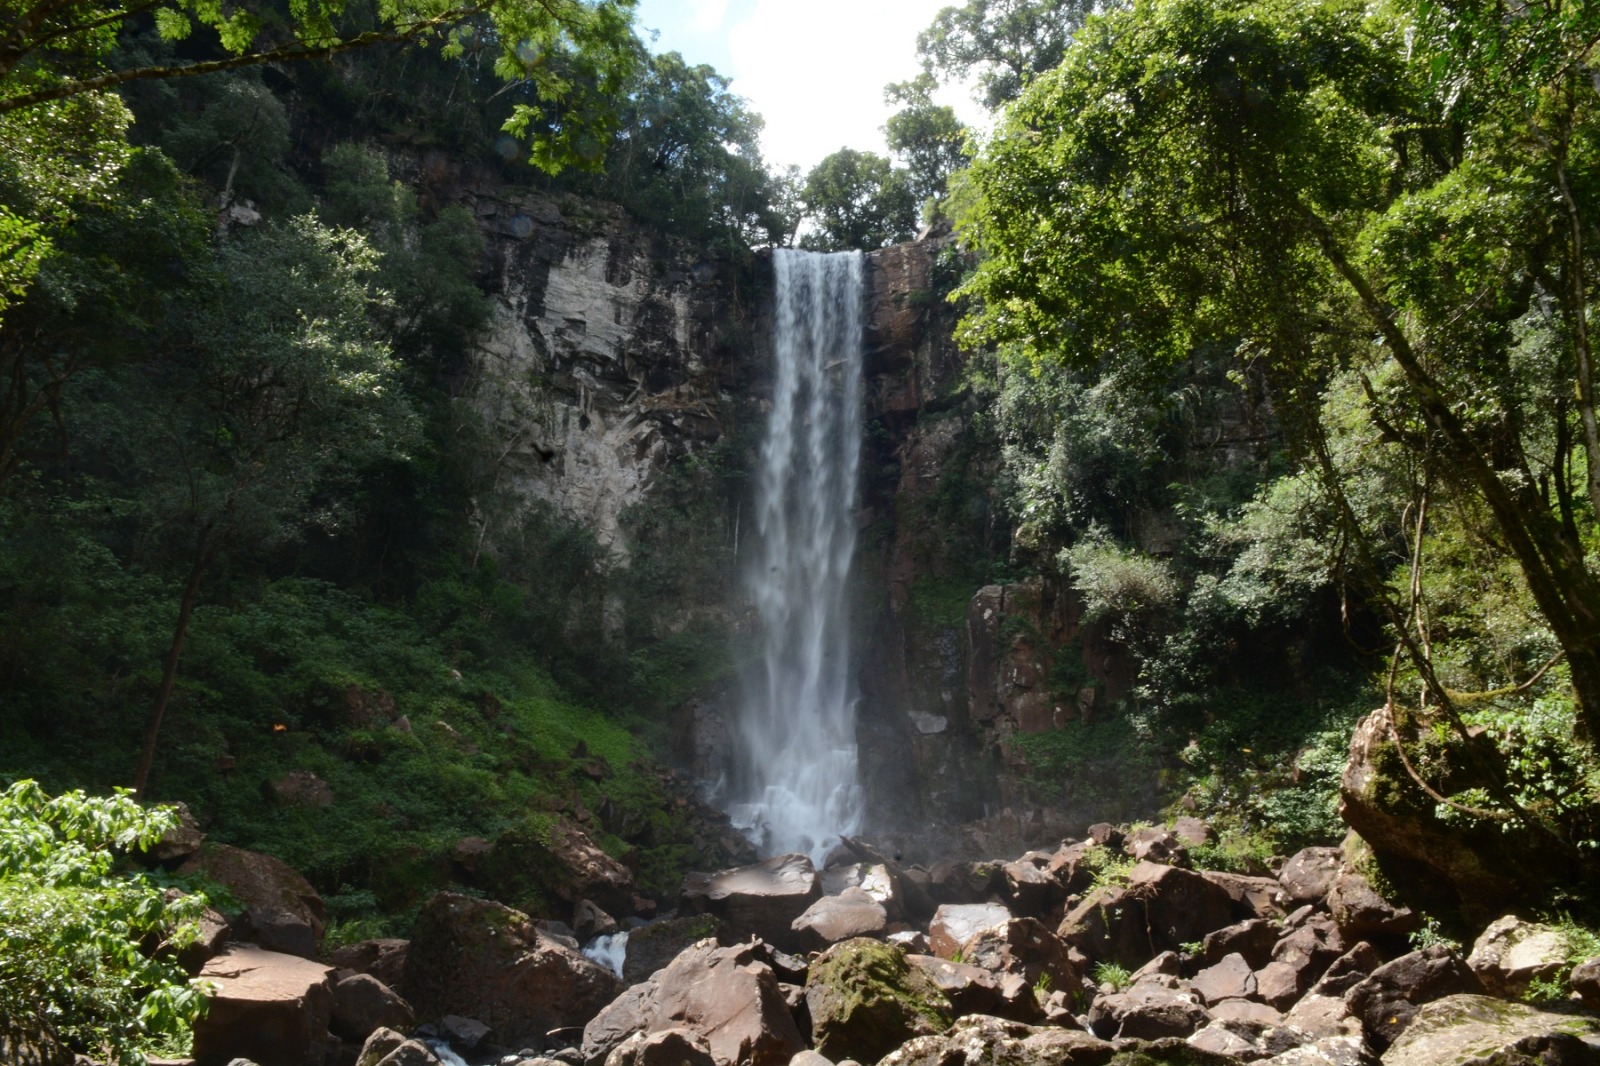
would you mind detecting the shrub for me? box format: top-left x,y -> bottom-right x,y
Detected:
0,780 -> 208,1065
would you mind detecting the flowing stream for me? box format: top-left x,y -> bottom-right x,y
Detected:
729,248 -> 865,862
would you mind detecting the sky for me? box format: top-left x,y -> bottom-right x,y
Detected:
630,0 -> 985,174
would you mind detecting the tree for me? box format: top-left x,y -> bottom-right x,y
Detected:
917,0 -> 1099,109
884,73 -> 967,210
800,148 -> 918,251
0,780 -> 207,1065
955,0 -> 1600,744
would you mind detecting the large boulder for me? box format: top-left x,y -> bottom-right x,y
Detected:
1087,978 -> 1212,1041
602,1029 -> 717,1066
402,892 -> 622,1047
178,844 -> 326,958
908,954 -> 1042,1023
330,973 -> 414,1043
191,945 -> 338,1066
330,938 -> 409,990
791,886 -> 889,952
957,916 -> 1081,992
621,914 -> 722,985
805,938 -> 953,1066
1255,916 -> 1347,1010
581,939 -> 802,1066
1057,861 -> 1234,969
1466,915 -> 1571,999
1383,994 -> 1600,1066
681,853 -> 820,952
1201,870 -> 1288,922
1324,868 -> 1417,938
877,1015 -> 1114,1066
1343,945 -> 1484,1052
1574,957 -> 1600,1011
1277,848 -> 1342,905
929,902 -> 1013,959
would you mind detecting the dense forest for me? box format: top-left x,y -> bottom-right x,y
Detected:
4,0 -> 1600,1061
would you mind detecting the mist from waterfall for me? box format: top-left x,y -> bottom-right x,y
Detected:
729,248 -> 865,862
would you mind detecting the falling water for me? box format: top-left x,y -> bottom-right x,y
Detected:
729,248 -> 865,862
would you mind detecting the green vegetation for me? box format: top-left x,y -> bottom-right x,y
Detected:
1092,961 -> 1133,992
0,781 -> 208,1065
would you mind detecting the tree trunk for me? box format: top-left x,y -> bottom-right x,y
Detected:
131,535 -> 212,800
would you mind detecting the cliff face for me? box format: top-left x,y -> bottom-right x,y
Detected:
460,198 -> 1146,858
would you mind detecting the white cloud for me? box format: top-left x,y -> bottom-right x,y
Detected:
690,0 -> 731,31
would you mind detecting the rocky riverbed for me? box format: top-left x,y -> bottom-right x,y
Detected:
118,814 -> 1600,1066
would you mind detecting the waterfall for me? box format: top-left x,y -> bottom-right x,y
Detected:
729,248 -> 865,863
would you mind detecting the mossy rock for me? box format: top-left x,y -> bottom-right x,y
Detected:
805,938 -> 953,1065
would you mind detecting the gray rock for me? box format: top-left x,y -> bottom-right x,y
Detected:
928,902 -> 1012,959
1256,1034 -> 1366,1065
1088,981 -> 1211,1040
1343,946 -> 1484,1051
1278,848 -> 1342,904
876,1015 -> 1114,1066
1383,993 -> 1600,1066
1467,914 -> 1570,999
1192,952 -> 1257,1005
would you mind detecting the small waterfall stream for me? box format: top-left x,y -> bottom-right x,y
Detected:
728,248 -> 865,862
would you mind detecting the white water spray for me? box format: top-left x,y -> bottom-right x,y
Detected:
729,249 -> 865,862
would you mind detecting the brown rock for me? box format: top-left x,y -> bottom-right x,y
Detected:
1044,840 -> 1098,895
1201,870 -> 1288,921
1125,825 -> 1187,865
1201,919 -> 1278,970
622,914 -> 722,985
331,973 -> 414,1043
928,902 -> 1012,959
354,1026 -> 406,1066
603,1029 -> 716,1066
1191,953 -> 1257,1005
1211,998 -> 1283,1027
1282,992 -> 1358,1041
1172,817 -> 1212,847
926,860 -> 999,904
1466,914 -> 1570,998
681,853 -> 821,952
173,899 -> 232,974
1087,981 -> 1211,1040
907,955 -> 1042,1023
1000,858 -> 1065,920
820,862 -> 902,922
192,945 -> 337,1066
1573,956 -> 1600,1011
582,939 -> 803,1066
1254,917 -> 1347,1009
1307,942 -> 1380,997
572,899 -> 619,939
402,892 -> 623,1048
1325,868 -> 1418,937
877,1015 -> 1113,1066
959,917 -> 1081,991
1343,945 -> 1484,1051
1277,848 -> 1342,904
179,844 -> 326,959
329,939 -> 409,990
1060,861 -> 1235,970
791,887 -> 889,952
374,1039 -> 443,1066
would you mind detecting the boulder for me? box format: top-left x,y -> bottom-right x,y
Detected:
791,887 -> 889,952
1201,871 -> 1288,921
928,902 -> 1012,959
402,892 -> 623,1048
926,860 -> 999,905
191,945 -> 337,1066
1306,942 -> 1380,997
1044,840 -> 1099,895
602,1029 -> 716,1066
174,900 -> 233,973
1277,848 -> 1342,905
144,801 -> 206,866
622,914 -> 722,985
1466,914 -> 1570,998
957,916 -> 1081,991
573,900 -> 619,940
355,1027 -> 406,1066
1573,957 -> 1600,1011
805,939 -> 952,1066
179,844 -> 326,958
1125,825 -> 1188,865
1324,868 -> 1417,937
907,954 -> 1042,1023
1343,945 -> 1484,1051
331,973 -> 414,1043
330,938 -> 409,991
1201,919 -> 1279,970
1254,916 -> 1347,1009
581,939 -> 803,1066
876,1014 -> 1114,1066
820,862 -> 903,922
440,1014 -> 492,1053
1383,993 -> 1600,1066
681,853 -> 821,952
1255,1035 -> 1366,1065
1281,994 -> 1358,1042
1057,861 -> 1234,969
1191,953 -> 1257,1006
373,1040 -> 443,1066
999,858 -> 1066,920
1087,980 -> 1211,1041
268,770 -> 334,809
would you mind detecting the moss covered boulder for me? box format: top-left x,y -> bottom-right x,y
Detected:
1384,994 -> 1600,1066
805,938 -> 953,1065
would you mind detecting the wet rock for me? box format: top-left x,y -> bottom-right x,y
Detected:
403,892 -> 623,1048
441,1014 -> 493,1053
791,887 -> 889,952
929,902 -> 1012,959
602,1029 -> 716,1066
681,853 -> 821,952
581,939 -> 803,1066
179,844 -> 326,958
1383,993 -> 1600,1066
1466,914 -> 1570,998
331,973 -> 414,1043
1324,868 -> 1417,938
805,939 -> 952,1066
1343,945 -> 1484,1051
1202,919 -> 1279,970
1087,980 -> 1211,1041
907,954 -> 1042,1023
876,1014 -> 1114,1066
1277,848 -> 1342,905
1191,953 -> 1257,1006
192,945 -> 337,1066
